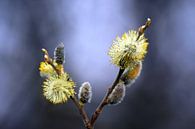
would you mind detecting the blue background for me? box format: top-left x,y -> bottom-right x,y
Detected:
0,0 -> 195,129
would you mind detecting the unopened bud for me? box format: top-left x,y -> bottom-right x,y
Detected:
78,82 -> 92,104
108,81 -> 126,105
121,61 -> 142,87
54,43 -> 65,64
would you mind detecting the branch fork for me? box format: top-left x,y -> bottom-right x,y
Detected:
41,18 -> 151,129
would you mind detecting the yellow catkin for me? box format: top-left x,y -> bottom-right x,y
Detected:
39,62 -> 56,78
43,73 -> 75,104
108,30 -> 148,69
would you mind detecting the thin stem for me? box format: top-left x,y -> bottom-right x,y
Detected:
71,96 -> 92,129
42,48 -> 62,75
90,68 -> 124,127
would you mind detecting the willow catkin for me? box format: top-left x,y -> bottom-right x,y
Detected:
54,43 -> 65,64
108,81 -> 126,105
78,82 -> 92,103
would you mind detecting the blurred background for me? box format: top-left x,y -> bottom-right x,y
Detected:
0,0 -> 195,129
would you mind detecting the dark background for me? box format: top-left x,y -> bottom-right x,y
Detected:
0,0 -> 195,129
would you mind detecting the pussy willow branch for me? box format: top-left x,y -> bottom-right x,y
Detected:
90,18 -> 151,127
43,18 -> 151,129
42,51 -> 92,129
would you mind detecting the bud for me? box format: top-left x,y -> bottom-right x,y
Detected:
54,43 -> 65,64
120,61 -> 142,87
78,82 -> 92,104
39,62 -> 56,78
108,81 -> 126,105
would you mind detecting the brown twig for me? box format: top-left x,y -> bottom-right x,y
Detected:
90,68 -> 124,127
70,96 -> 92,129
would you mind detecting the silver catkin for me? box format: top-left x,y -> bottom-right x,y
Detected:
78,82 -> 92,103
108,81 -> 126,105
54,43 -> 65,64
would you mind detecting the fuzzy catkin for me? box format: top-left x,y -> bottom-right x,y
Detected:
78,82 -> 92,103
121,61 -> 142,87
43,73 -> 75,104
108,30 -> 148,69
108,81 -> 126,105
54,43 -> 65,64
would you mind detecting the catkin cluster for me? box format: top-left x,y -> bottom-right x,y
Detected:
108,23 -> 150,105
38,18 -> 150,107
39,43 -> 75,104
